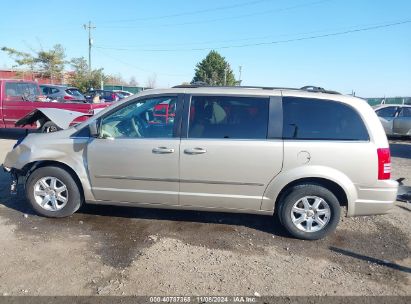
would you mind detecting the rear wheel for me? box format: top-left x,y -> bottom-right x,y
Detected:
278,184 -> 341,240
26,166 -> 82,217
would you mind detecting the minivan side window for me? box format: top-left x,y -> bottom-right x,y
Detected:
282,97 -> 369,141
188,96 -> 269,139
100,96 -> 177,139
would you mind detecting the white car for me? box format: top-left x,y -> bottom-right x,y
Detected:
375,104 -> 411,137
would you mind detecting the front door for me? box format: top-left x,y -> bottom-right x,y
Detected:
179,94 -> 283,211
87,94 -> 182,206
393,107 -> 411,135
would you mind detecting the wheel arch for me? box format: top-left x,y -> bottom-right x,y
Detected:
273,177 -> 348,216
21,160 -> 85,201
262,166 -> 357,214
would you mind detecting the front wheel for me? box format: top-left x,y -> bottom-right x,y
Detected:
278,184 -> 341,240
26,166 -> 82,217
41,121 -> 61,133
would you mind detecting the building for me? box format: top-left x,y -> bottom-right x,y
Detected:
0,69 -> 66,84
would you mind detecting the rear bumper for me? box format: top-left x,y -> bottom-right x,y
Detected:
348,180 -> 398,216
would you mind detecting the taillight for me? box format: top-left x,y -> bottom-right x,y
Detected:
64,95 -> 75,100
377,148 -> 391,180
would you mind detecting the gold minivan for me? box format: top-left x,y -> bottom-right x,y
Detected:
3,86 -> 398,240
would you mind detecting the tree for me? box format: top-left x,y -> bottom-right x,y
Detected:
1,44 -> 66,83
1,47 -> 36,71
145,73 -> 157,88
129,76 -> 139,86
106,74 -> 127,85
36,44 -> 66,82
192,50 -> 236,86
68,57 -> 106,92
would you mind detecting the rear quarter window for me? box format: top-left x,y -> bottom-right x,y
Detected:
5,82 -> 40,97
66,89 -> 83,96
282,97 -> 369,141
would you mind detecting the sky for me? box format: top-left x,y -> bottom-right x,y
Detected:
0,0 -> 410,97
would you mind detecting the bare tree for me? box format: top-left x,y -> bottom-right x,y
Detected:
145,73 -> 157,88
129,76 -> 139,86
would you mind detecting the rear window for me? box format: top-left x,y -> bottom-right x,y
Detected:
66,89 -> 83,97
5,82 -> 40,97
282,97 -> 369,141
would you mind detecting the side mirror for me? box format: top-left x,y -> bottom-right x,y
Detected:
89,120 -> 99,137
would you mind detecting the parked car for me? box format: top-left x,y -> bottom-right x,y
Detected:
40,84 -> 85,102
3,85 -> 398,240
375,104 -> 411,137
0,79 -> 110,132
113,90 -> 134,98
84,90 -> 121,103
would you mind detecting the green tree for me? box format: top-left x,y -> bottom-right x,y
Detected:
192,50 -> 236,86
68,57 -> 106,92
1,44 -> 66,83
36,44 -> 66,82
1,47 -> 36,71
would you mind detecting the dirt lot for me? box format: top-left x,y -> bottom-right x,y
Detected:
0,129 -> 410,296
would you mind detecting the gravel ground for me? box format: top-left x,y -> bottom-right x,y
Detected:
0,129 -> 410,296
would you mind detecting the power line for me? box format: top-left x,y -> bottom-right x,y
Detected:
94,48 -> 191,77
94,19 -> 411,52
100,0 -> 271,24
99,0 -> 334,29
96,20 -> 401,49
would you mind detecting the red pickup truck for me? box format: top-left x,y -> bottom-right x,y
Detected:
0,79 -> 110,132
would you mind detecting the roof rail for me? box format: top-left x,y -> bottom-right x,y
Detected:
173,81 -> 208,88
172,84 -> 341,94
300,86 -> 341,95
172,84 -> 299,90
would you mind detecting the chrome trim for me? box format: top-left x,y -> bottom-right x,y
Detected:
92,187 -> 269,200
94,175 -> 264,186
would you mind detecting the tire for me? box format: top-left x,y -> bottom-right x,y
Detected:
26,166 -> 82,218
278,184 -> 341,240
41,121 -> 61,133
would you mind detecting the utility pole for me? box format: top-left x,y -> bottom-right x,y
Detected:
224,66 -> 228,86
83,21 -> 96,72
238,66 -> 242,86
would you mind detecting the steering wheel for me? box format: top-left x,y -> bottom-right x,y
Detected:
131,115 -> 144,137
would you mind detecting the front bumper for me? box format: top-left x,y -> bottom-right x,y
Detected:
2,165 -> 18,195
348,180 -> 398,216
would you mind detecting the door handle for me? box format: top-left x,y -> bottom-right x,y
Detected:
184,147 -> 207,155
152,147 -> 175,154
